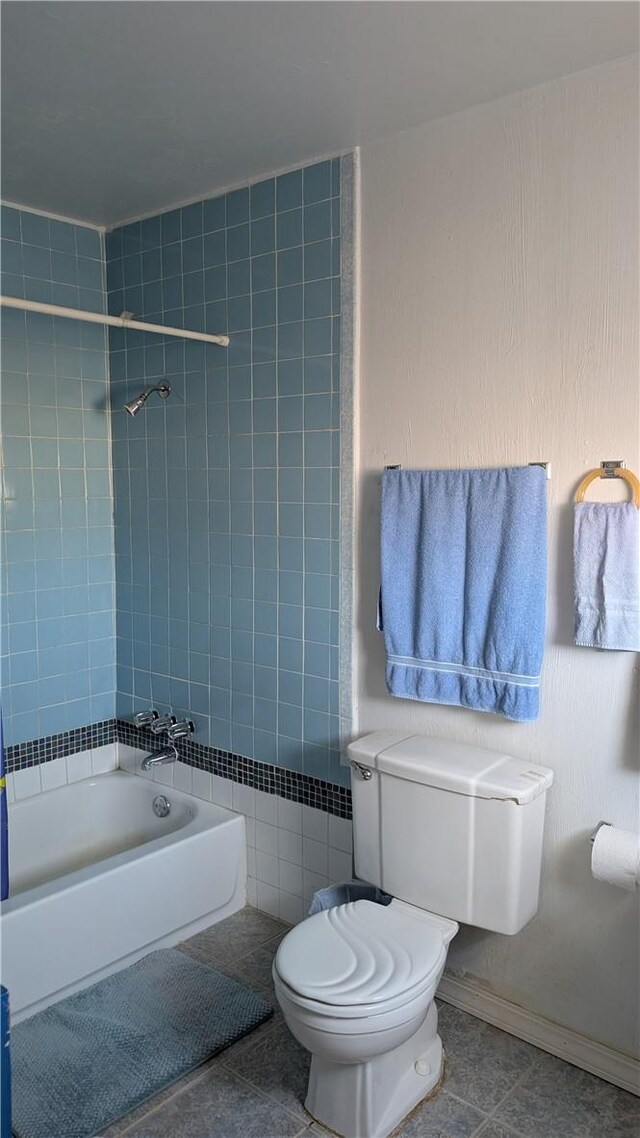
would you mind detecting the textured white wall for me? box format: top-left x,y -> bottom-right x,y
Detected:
356,57 -> 639,1057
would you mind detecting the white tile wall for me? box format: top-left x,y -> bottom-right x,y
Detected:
191,768 -> 211,802
302,804 -> 329,844
247,795 -> 354,925
65,749 -> 92,783
6,744 -> 118,803
173,762 -> 193,794
256,820 -> 279,856
40,756 -> 69,793
303,836 -> 328,876
212,774 -> 233,808
278,828 -> 302,865
91,745 -> 119,775
10,764 -> 42,801
255,789 -> 278,826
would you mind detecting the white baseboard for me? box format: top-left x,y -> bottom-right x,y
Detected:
437,972 -> 640,1097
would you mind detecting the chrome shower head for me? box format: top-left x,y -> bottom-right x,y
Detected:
124,383 -> 171,416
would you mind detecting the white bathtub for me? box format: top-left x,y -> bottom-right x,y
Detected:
0,768 -> 246,1022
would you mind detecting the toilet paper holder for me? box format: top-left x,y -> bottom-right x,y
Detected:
589,820 -> 611,844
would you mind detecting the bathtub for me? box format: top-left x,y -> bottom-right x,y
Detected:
0,768 -> 246,1022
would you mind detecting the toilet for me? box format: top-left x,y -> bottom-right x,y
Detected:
273,731 -> 554,1138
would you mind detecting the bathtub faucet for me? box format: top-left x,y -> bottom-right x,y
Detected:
141,743 -> 179,771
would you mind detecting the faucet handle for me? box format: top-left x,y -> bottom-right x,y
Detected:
150,714 -> 177,735
167,719 -> 195,742
133,709 -> 159,728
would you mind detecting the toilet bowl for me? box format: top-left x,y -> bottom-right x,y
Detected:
273,898 -> 458,1138
273,731 -> 554,1138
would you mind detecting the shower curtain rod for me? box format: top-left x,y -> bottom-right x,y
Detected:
0,295 -> 230,347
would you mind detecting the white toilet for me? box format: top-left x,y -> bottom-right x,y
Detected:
273,731 -> 554,1138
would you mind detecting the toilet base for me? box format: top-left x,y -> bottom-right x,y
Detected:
304,1002 -> 443,1138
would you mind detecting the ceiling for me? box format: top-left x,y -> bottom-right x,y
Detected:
2,2 -> 638,229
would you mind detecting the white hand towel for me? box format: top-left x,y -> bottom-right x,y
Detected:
574,502 -> 639,650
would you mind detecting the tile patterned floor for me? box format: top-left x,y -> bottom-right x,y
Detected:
99,907 -> 640,1138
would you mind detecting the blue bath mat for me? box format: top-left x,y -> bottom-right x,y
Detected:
10,948 -> 273,1138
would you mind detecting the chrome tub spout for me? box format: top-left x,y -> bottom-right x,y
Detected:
141,743 -> 179,771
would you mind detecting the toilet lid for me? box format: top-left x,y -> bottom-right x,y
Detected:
275,900 -> 446,1007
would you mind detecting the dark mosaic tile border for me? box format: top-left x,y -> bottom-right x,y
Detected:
116,719 -> 352,819
5,718 -> 352,818
4,720 -> 116,774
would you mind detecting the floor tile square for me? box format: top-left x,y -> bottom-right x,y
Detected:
395,1088 -> 487,1137
223,1019 -> 311,1121
108,1058 -> 219,1134
438,1003 -> 538,1111
124,1064 -> 306,1137
493,1052 -> 640,1138
224,931 -> 287,997
177,906 -> 287,967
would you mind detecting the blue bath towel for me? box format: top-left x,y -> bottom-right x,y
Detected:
379,466 -> 548,721
574,502 -> 639,651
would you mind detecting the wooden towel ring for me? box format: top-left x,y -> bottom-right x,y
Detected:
575,465 -> 640,508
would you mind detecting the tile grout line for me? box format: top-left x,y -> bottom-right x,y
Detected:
114,1061 -> 217,1135
113,1043 -> 266,1135
206,1059 -> 313,1131
432,1086 -> 489,1132
464,1055 -> 541,1137
217,1014 -> 282,1067
175,921 -> 287,979
117,1040 -> 312,1137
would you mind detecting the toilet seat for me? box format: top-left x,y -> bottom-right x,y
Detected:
274,899 -> 449,1018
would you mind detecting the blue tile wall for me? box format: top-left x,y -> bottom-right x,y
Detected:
107,158 -> 345,785
1,205 -> 116,745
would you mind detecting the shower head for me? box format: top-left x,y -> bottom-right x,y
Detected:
124,383 -> 171,417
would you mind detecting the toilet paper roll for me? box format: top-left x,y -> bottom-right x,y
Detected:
591,825 -> 640,892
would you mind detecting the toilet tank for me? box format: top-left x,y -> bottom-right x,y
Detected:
347,731 -> 554,935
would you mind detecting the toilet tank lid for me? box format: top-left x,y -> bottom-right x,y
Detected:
347,732 -> 553,805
